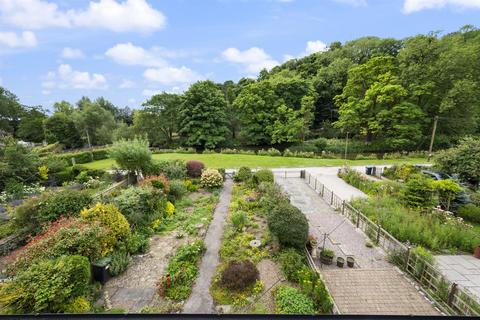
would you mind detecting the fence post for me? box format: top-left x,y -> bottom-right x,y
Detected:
376,224 -> 381,244
405,246 -> 411,270
342,200 -> 345,216
308,174 -> 311,184
330,192 -> 334,205
356,209 -> 360,228
447,283 -> 458,307
314,178 -> 317,191
321,185 -> 324,197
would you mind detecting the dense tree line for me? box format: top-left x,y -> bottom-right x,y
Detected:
1,25 -> 479,151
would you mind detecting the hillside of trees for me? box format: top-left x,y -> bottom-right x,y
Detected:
1,25 -> 479,152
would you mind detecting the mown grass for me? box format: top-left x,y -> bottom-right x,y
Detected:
84,153 -> 427,170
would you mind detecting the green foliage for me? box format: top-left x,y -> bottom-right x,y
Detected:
168,180 -> 188,202
457,204 -> 480,224
338,167 -> 386,196
278,248 -> 306,282
179,80 -> 230,150
231,211 -> 248,231
145,159 -> 187,180
0,255 -> 90,314
125,232 -> 150,254
109,136 -> 152,174
274,286 -> 316,315
432,179 -> 463,210
109,247 -> 129,277
164,240 -> 206,301
200,169 -> 224,188
43,113 -> 82,149
62,296 -> 92,314
267,201 -> 309,249
401,174 -> 434,209
352,196 -> 480,252
37,189 -> 93,224
257,148 -> 282,156
252,169 -> 274,185
435,137 -> 480,187
234,166 -> 252,182
296,267 -> 334,314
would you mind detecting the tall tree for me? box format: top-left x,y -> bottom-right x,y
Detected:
178,81 -> 230,150
17,106 -> 47,143
43,113 -> 82,149
0,87 -> 24,136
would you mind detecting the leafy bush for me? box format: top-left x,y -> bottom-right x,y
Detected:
80,203 -> 130,252
234,166 -> 252,182
109,247 -> 129,277
145,160 -> 187,180
274,286 -> 315,315
37,189 -> 92,224
163,241 -> 206,301
231,211 -> 248,231
457,204 -> 480,224
200,169 -> 224,188
401,174 -> 434,209
140,175 -> 170,194
184,179 -> 198,192
168,180 -> 187,202
0,255 -> 90,313
257,148 -> 281,157
267,202 -> 308,249
220,260 -> 259,290
297,267 -> 333,313
109,137 -> 152,175
113,187 -> 166,229
6,217 -> 107,273
338,167 -> 383,196
253,169 -> 274,185
62,296 -> 91,313
279,249 -> 306,282
186,160 -> 204,178
125,232 -> 150,254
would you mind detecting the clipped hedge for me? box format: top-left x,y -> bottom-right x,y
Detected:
51,149 -> 109,165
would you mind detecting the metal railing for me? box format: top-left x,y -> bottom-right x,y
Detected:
299,171 -> 480,316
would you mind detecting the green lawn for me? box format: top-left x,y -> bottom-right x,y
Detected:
84,153 -> 428,170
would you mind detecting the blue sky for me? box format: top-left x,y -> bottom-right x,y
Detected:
0,0 -> 479,111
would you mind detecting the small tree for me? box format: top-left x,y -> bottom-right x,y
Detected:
109,136 -> 151,182
432,179 -> 462,211
401,174 -> 434,210
267,202 -> 309,249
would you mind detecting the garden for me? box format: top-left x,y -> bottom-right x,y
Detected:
209,167 -> 333,315
0,137 -> 226,314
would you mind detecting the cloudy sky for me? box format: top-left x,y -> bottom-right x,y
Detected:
0,0 -> 479,110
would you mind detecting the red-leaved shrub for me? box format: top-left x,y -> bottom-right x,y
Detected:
220,260 -> 259,290
186,160 -> 205,178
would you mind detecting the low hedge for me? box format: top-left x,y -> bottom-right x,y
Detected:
52,149 -> 109,165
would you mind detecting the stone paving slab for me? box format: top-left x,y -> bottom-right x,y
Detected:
322,269 -> 440,315
436,255 -> 480,302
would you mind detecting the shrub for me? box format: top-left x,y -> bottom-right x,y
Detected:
37,189 -> 93,224
80,203 -> 130,252
253,169 -> 274,185
338,167 -> 383,196
274,286 -> 315,315
457,204 -> 480,224
267,202 -> 308,249
279,249 -> 306,282
231,211 -> 248,231
13,196 -> 44,235
109,137 -> 152,175
6,217 -> 107,273
186,160 -> 205,178
220,260 -> 259,290
0,255 -> 91,313
297,267 -> 333,314
183,179 -> 198,192
109,247 -> 129,277
145,160 -> 187,180
401,174 -> 434,209
126,232 -> 150,254
234,167 -> 252,182
257,148 -> 281,157
168,180 -> 187,202
113,187 -> 166,229
62,296 -> 91,313
200,169 -> 224,188
140,175 -> 170,194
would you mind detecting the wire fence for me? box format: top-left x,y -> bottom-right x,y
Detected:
280,170 -> 480,316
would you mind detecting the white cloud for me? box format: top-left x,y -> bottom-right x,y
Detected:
404,0 -> 480,13
0,0 -> 166,32
0,31 -> 37,48
333,0 -> 368,6
222,47 -> 279,73
42,64 -> 108,91
61,47 -> 85,59
143,66 -> 203,85
284,40 -> 328,61
105,43 -> 167,67
119,79 -> 136,88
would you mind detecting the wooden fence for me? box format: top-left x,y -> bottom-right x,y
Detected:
299,170 -> 480,316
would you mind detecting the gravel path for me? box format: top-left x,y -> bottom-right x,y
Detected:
182,178 -> 233,314
275,177 -> 390,269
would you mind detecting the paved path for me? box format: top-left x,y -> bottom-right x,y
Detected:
322,269 -> 440,315
183,178 -> 233,314
436,255 -> 480,301
275,177 -> 389,269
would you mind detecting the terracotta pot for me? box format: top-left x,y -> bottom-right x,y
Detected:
474,246 -> 480,259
